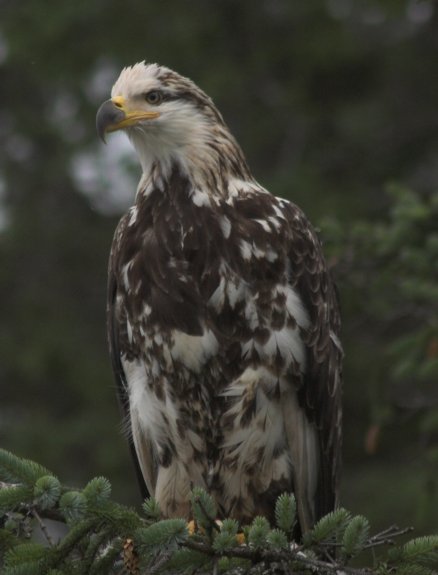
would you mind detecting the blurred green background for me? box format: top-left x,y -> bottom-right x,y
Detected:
0,0 -> 437,533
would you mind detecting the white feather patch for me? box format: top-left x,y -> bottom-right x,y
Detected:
281,391 -> 319,531
240,240 -> 252,261
265,247 -> 278,262
227,278 -> 246,308
121,262 -> 132,291
273,285 -> 310,328
142,303 -> 152,317
244,299 -> 259,330
268,215 -> 281,230
255,219 -> 271,232
265,327 -> 306,372
208,277 -> 226,310
240,287 -> 309,371
220,216 -> 232,238
191,188 -> 211,207
273,203 -> 287,220
227,178 -> 264,200
218,368 -> 295,517
284,287 -> 310,328
220,366 -> 275,398
123,356 -> 208,515
128,206 -> 138,226
169,329 -> 218,372
126,318 -> 133,344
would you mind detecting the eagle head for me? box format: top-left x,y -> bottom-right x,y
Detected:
96,62 -> 250,184
96,62 -> 230,171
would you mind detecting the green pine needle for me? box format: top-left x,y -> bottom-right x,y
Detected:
220,518 -> 239,536
304,508 -> 351,545
142,496 -> 161,521
0,485 -> 33,514
391,566 -> 435,575
341,515 -> 370,559
82,477 -> 111,507
213,530 -> 237,552
161,547 -> 211,571
33,475 -> 61,510
0,527 -> 17,553
59,491 -> 87,523
4,542 -> 46,574
266,528 -> 289,550
248,516 -> 270,548
212,518 -> 240,551
190,486 -> 217,531
274,493 -> 296,535
400,535 -> 438,567
0,449 -> 50,486
89,543 -> 123,575
102,501 -> 142,532
52,516 -> 99,565
135,518 -> 188,550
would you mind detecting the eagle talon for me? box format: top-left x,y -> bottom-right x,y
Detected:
188,519 -> 245,545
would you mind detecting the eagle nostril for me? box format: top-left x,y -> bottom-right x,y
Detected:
112,97 -> 125,109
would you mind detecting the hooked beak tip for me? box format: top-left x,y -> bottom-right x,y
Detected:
96,99 -> 126,143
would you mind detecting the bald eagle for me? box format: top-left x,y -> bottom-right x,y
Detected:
96,62 -> 342,533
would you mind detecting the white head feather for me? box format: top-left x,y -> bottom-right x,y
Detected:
108,62 -> 250,190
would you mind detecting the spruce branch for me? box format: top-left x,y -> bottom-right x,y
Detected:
364,524 -> 414,549
0,449 -> 51,486
30,507 -> 54,547
183,536 -> 374,574
1,452 -> 437,574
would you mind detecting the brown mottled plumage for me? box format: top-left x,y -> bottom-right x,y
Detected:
96,62 -> 342,533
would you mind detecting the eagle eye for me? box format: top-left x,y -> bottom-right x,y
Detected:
144,90 -> 163,105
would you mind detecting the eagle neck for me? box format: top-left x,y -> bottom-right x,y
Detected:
136,137 -> 254,202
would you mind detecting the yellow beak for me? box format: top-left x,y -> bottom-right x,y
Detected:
96,96 -> 160,142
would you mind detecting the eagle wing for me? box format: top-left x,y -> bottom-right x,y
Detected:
107,214 -> 152,500
283,201 -> 342,526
